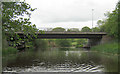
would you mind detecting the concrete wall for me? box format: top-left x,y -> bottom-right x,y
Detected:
86,38 -> 102,47
100,35 -> 113,44
86,35 -> 113,47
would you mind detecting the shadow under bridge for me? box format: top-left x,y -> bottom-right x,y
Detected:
15,31 -> 107,47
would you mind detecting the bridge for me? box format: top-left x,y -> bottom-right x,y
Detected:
14,31 -> 106,38
10,31 -> 107,47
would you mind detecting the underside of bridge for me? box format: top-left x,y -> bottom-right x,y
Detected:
6,32 -> 107,47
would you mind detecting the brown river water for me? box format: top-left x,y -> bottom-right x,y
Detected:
2,48 -> 118,73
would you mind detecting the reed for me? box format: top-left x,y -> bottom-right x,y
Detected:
91,41 -> 118,54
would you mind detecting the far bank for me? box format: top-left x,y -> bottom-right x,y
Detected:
90,35 -> 119,55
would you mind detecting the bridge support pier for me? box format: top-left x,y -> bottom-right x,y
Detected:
87,38 -> 102,47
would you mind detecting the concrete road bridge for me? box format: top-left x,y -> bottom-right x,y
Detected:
11,31 -> 107,47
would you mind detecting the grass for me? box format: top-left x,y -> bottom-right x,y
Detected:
72,42 -> 77,45
91,41 -> 118,55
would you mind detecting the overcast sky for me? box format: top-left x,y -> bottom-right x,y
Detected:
25,0 -> 118,30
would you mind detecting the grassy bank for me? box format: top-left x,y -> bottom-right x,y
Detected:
2,47 -> 18,56
91,41 -> 118,55
2,39 -> 48,56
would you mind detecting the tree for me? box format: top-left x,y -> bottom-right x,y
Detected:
46,28 -> 53,31
92,27 -> 100,32
67,28 -> 79,32
55,39 -> 71,47
2,2 -> 36,32
76,39 -> 87,48
81,26 -> 91,32
52,27 -> 65,32
97,1 -> 119,38
33,39 -> 48,51
2,2 -> 37,49
97,20 -> 103,26
99,24 -> 106,32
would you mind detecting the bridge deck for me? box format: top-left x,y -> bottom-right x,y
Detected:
11,32 -> 107,39
15,32 -> 107,35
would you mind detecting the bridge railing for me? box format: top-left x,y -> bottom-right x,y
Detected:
14,31 -> 107,35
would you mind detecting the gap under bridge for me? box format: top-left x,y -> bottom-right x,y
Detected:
13,31 -> 107,47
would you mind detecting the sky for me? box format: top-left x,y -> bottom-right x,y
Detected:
25,0 -> 118,30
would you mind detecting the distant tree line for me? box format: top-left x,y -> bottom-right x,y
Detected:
96,1 -> 120,39
44,26 -> 101,32
45,0 -> 120,40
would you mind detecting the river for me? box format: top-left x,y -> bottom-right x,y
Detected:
2,48 -> 118,73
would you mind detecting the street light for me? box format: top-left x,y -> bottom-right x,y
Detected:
92,9 -> 94,32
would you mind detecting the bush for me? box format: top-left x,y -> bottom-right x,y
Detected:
91,41 -> 118,54
33,39 -> 48,51
2,47 -> 18,56
75,39 -> 87,48
76,44 -> 83,48
55,39 -> 71,47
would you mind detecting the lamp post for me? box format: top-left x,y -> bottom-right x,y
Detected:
92,9 -> 94,32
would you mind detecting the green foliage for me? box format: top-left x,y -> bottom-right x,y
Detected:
33,39 -> 48,51
67,28 -> 79,32
91,42 -> 118,54
47,39 -> 56,47
2,35 -> 9,49
76,44 -> 83,48
2,34 -> 18,56
52,27 -> 65,32
91,27 -> 100,32
71,42 -> 77,46
99,23 -> 106,32
97,1 -> 119,39
2,2 -> 36,33
76,39 -> 87,48
2,47 -> 17,56
97,20 -> 104,26
81,26 -> 91,32
55,39 -> 71,47
104,10 -> 118,38
2,2 -> 38,49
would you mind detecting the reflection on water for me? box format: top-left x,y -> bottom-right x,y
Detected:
2,48 -> 118,72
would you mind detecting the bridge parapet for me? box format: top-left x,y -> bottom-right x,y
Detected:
14,31 -> 107,35
5,32 -> 107,39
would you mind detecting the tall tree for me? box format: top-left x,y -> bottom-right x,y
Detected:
67,28 -> 79,32
55,39 -> 71,47
2,2 -> 36,33
52,27 -> 65,32
2,2 -> 37,48
117,1 -> 120,39
92,27 -> 100,32
81,26 -> 91,32
97,1 -> 120,39
101,2 -> 118,38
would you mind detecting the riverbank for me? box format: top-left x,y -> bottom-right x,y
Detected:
91,41 -> 118,55
2,47 -> 18,56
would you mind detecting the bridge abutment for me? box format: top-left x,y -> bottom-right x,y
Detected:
86,38 -> 102,47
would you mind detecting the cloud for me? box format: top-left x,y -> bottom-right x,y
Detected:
37,21 -> 98,29
26,0 -> 118,28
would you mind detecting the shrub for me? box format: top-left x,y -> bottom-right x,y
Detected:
55,39 -> 71,47
2,47 -> 17,56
